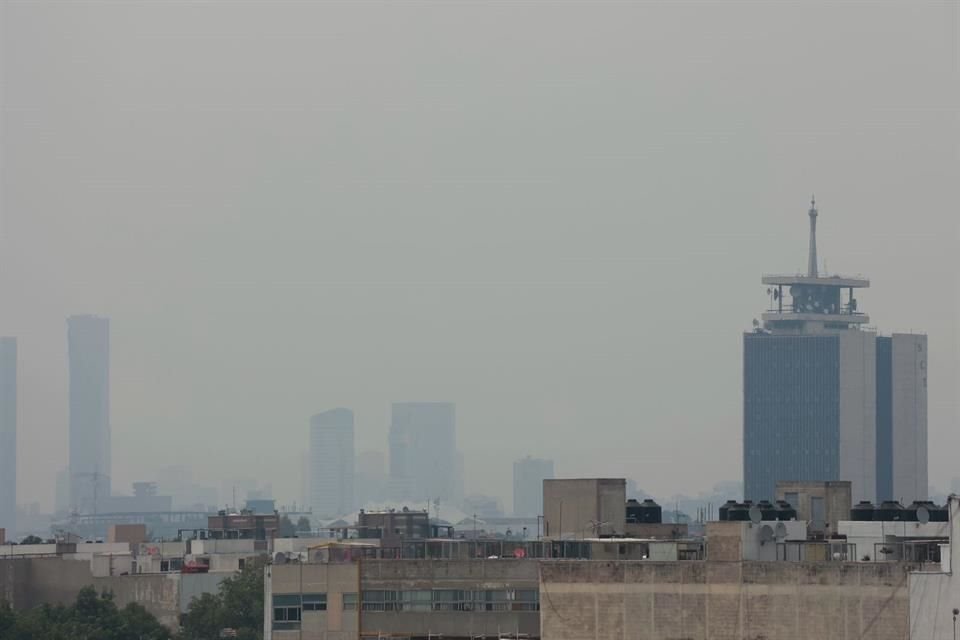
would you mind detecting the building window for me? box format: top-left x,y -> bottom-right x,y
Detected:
401,590 -> 432,612
343,593 -> 358,611
272,594 -> 302,630
362,590 -> 400,612
302,593 -> 327,611
159,558 -> 182,572
811,496 -> 825,525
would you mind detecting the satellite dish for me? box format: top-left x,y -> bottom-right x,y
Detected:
916,506 -> 930,524
748,506 -> 762,524
273,552 -> 288,565
759,524 -> 775,544
773,289 -> 780,300
775,522 -> 787,539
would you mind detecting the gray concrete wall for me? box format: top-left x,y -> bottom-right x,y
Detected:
0,556 -> 227,631
544,479 -> 626,538
541,560 -> 916,640
776,480 -> 852,536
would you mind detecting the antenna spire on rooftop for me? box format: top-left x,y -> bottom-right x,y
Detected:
807,195 -> 818,278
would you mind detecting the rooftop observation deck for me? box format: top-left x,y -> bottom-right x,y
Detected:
762,273 -> 870,288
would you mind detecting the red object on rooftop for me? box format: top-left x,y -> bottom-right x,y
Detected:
181,560 -> 209,574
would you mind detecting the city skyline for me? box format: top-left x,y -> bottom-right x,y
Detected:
1,1 -> 956,514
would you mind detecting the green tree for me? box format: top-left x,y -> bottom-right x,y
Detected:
0,586 -> 170,640
295,516 -> 311,533
277,515 -> 295,537
180,558 -> 264,640
19,535 -> 43,545
177,592 -> 222,639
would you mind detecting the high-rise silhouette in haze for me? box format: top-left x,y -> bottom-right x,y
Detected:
0,338 -> 17,535
309,408 -> 355,518
388,402 -> 461,505
68,315 -> 111,514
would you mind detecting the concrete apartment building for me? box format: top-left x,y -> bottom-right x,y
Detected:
513,456 -> 554,517
68,315 -> 111,514
744,200 -> 927,504
0,338 -> 16,536
388,402 -> 461,505
310,409 -> 355,519
266,557 -> 540,640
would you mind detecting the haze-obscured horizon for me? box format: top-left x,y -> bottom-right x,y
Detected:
2,1 -> 958,512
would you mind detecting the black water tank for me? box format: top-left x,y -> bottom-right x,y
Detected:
874,500 -> 905,521
718,500 -> 737,522
625,499 -> 642,524
907,500 -> 948,523
726,502 -> 751,521
636,499 -> 662,524
756,500 -> 778,521
903,501 -> 928,522
850,501 -> 875,521
927,502 -> 949,522
775,500 -> 797,521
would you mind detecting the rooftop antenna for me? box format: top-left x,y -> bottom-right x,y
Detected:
807,195 -> 818,278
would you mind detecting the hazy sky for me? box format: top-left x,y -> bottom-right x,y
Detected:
2,1 -> 958,511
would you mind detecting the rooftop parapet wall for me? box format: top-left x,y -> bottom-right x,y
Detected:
540,560 -> 916,640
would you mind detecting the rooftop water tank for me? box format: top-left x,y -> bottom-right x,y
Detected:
850,501 -> 875,521
757,500 -> 778,521
636,499 -> 663,524
874,500 -> 905,521
726,502 -> 751,522
718,500 -> 738,522
625,499 -> 642,524
775,500 -> 797,521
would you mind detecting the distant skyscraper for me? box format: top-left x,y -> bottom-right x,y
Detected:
0,338 -> 17,534
310,408 -> 355,518
513,456 -> 554,516
68,315 -> 111,514
388,402 -> 460,505
743,200 -> 927,503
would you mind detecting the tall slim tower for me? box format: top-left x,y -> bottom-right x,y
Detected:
309,408 -> 355,518
68,315 -> 111,514
0,338 -> 17,535
744,200 -> 928,504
